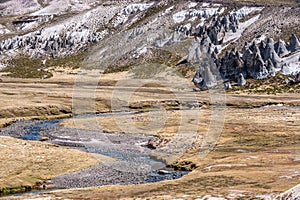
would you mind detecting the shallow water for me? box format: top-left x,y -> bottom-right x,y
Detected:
21,119 -> 60,140
1,114 -> 188,196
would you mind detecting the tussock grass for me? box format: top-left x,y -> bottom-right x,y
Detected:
1,52 -> 87,78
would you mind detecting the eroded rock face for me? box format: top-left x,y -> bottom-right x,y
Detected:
194,13 -> 238,45
262,38 -> 281,68
295,72 -> 300,83
266,59 -> 276,77
187,38 -> 202,63
0,29 -> 105,58
274,39 -> 289,57
218,48 -> 245,80
192,49 -> 220,90
191,32 -> 300,87
289,34 -> 300,52
242,44 -> 269,79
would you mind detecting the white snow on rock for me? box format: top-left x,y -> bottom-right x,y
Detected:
159,5 -> 174,17
253,34 -> 267,44
121,2 -> 154,15
231,6 -> 264,19
0,0 -> 42,16
30,0 -> 97,16
282,51 -> 300,75
19,21 -> 39,31
173,10 -> 188,23
224,14 -> 261,44
0,25 -> 11,35
188,2 -> 198,8
114,2 -> 154,27
201,3 -> 211,7
173,6 -> 222,24
276,184 -> 300,200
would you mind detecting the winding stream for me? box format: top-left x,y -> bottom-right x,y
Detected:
0,112 -> 188,196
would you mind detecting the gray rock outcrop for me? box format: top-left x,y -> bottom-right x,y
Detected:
237,73 -> 246,86
192,51 -> 220,90
294,72 -> 300,83
261,38 -> 281,68
0,28 -> 105,58
289,34 -> 300,52
274,39 -> 289,57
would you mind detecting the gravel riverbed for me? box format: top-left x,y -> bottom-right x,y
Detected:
0,115 -> 187,189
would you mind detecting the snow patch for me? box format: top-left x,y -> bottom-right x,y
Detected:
281,51 -> 300,75
224,14 -> 261,44
231,7 -> 264,19
114,2 -> 154,27
162,5 -> 174,16
196,195 -> 226,200
30,0 -> 97,15
19,21 -> 39,31
0,0 -> 42,16
278,184 -> 300,200
201,3 -> 211,7
173,10 -> 188,23
188,2 -> 198,8
205,164 -> 247,171
253,34 -> 266,44
137,45 -> 148,55
173,7 -> 222,23
121,2 -> 154,15
0,25 -> 10,35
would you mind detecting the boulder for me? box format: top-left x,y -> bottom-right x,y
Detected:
237,73 -> 246,86
224,82 -> 232,90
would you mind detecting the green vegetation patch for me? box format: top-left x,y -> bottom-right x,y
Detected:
1,56 -> 52,79
167,160 -> 197,171
103,48 -> 182,74
228,73 -> 300,94
0,185 -> 32,197
1,52 -> 87,78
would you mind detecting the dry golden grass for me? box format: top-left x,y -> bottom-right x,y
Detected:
0,68 -> 300,199
55,103 -> 300,199
0,136 -> 108,190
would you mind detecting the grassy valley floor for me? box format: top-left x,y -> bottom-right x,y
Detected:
0,69 -> 299,199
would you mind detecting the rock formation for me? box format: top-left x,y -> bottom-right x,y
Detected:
289,34 -> 300,52
274,39 -> 289,57
237,73 -> 246,86
192,51 -> 220,90
0,28 -> 105,58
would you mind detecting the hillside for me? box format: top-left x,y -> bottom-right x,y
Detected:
0,0 -> 299,200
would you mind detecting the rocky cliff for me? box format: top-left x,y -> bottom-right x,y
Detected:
0,0 -> 299,89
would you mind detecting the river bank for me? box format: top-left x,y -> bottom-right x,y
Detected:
0,113 -> 190,197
